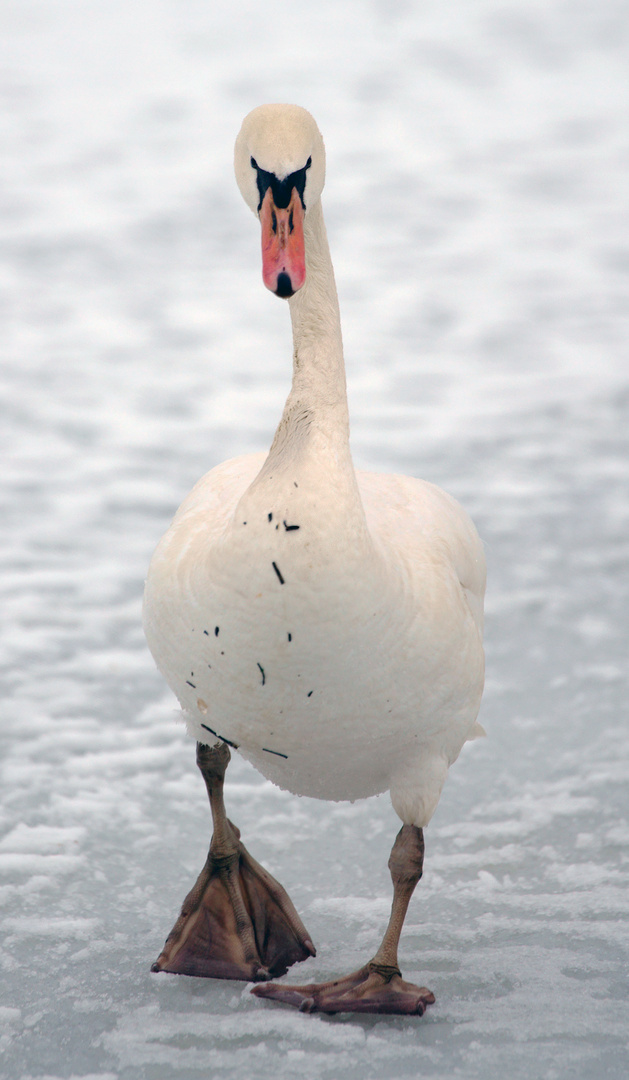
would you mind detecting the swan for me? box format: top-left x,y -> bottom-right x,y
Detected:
143,104 -> 486,1015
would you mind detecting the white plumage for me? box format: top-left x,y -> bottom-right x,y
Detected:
144,105 -> 486,1013
143,103 -> 485,832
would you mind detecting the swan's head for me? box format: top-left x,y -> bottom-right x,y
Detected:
234,105 -> 326,299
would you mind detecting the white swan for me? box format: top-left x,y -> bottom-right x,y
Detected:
143,104 -> 485,1015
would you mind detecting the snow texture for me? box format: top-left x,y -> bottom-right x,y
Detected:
1,1 -> 628,1077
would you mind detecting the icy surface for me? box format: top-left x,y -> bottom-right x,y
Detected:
1,1 -> 628,1077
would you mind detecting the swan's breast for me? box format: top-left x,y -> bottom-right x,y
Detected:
143,458 -> 485,804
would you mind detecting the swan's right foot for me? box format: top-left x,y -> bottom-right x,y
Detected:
151,821 -> 315,981
151,741 -> 314,981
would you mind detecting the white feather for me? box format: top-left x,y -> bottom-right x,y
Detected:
143,105 -> 486,829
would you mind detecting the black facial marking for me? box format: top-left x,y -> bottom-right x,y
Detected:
251,155 -> 311,212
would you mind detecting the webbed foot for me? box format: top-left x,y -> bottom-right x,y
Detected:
252,960 -> 435,1015
151,819 -> 315,981
152,742 -> 314,981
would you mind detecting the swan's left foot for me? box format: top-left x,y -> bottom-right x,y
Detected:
252,961 -> 435,1015
253,824 -> 431,1016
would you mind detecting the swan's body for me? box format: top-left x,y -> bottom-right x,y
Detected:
144,451 -> 484,823
144,105 -> 486,1014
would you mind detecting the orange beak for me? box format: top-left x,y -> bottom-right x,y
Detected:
259,186 -> 306,298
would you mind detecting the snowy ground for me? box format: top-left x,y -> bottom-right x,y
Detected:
1,1 -> 628,1078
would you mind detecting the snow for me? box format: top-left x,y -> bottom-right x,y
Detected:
1,0 -> 628,1077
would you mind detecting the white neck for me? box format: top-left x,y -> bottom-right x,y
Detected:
259,198 -> 351,475
243,197 -> 372,554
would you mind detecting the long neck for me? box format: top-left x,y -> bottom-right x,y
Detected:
263,198 -> 351,471
242,197 -> 373,558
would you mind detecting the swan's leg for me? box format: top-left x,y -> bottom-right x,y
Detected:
252,824 -> 435,1014
151,741 -> 315,982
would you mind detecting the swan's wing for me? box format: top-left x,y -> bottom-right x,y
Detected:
166,452 -> 268,535
357,470 -> 486,633
144,451 -> 267,614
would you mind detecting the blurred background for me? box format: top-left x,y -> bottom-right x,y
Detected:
1,2 -> 628,1078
